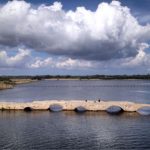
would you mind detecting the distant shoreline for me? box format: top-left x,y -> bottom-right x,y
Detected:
44,78 -> 145,81
1,75 -> 150,90
1,74 -> 150,80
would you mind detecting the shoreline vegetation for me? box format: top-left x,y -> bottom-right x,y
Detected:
0,78 -> 15,90
1,74 -> 150,90
0,77 -> 36,90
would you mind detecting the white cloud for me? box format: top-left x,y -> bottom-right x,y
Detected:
29,57 -> 53,68
29,57 -> 92,70
0,0 -> 149,62
0,48 -> 30,67
0,47 -> 92,70
121,43 -> 150,67
1,45 -> 150,72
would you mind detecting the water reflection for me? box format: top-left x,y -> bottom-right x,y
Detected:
0,111 -> 149,149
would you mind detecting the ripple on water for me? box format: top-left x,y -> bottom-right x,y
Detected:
0,111 -> 149,149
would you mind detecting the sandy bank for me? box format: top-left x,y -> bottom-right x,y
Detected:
11,79 -> 37,84
0,82 -> 14,90
0,79 -> 38,90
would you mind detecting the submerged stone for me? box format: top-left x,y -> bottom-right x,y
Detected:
49,104 -> 63,112
75,106 -> 87,113
24,107 -> 33,112
137,106 -> 150,115
106,106 -> 123,114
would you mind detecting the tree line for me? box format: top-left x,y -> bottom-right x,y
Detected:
1,74 -> 150,81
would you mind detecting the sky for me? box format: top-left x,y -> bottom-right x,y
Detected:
0,0 -> 150,75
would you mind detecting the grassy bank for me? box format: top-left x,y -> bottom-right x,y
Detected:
0,77 -> 15,90
0,77 -> 36,90
0,82 -> 14,90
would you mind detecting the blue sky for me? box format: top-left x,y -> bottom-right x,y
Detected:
0,0 -> 150,75
0,0 -> 148,11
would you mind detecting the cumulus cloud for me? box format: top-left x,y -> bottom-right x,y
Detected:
121,43 -> 150,67
1,46 -> 150,72
0,0 -> 150,62
87,42 -> 150,71
28,41 -> 150,70
0,48 -> 30,68
29,57 -> 92,69
0,47 -> 93,70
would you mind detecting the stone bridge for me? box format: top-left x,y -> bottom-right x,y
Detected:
0,100 -> 150,113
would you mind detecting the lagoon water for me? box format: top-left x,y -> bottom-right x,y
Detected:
0,79 -> 150,103
0,80 -> 150,149
0,111 -> 149,150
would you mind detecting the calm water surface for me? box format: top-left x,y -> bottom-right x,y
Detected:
0,80 -> 150,103
0,80 -> 150,149
0,111 -> 149,150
